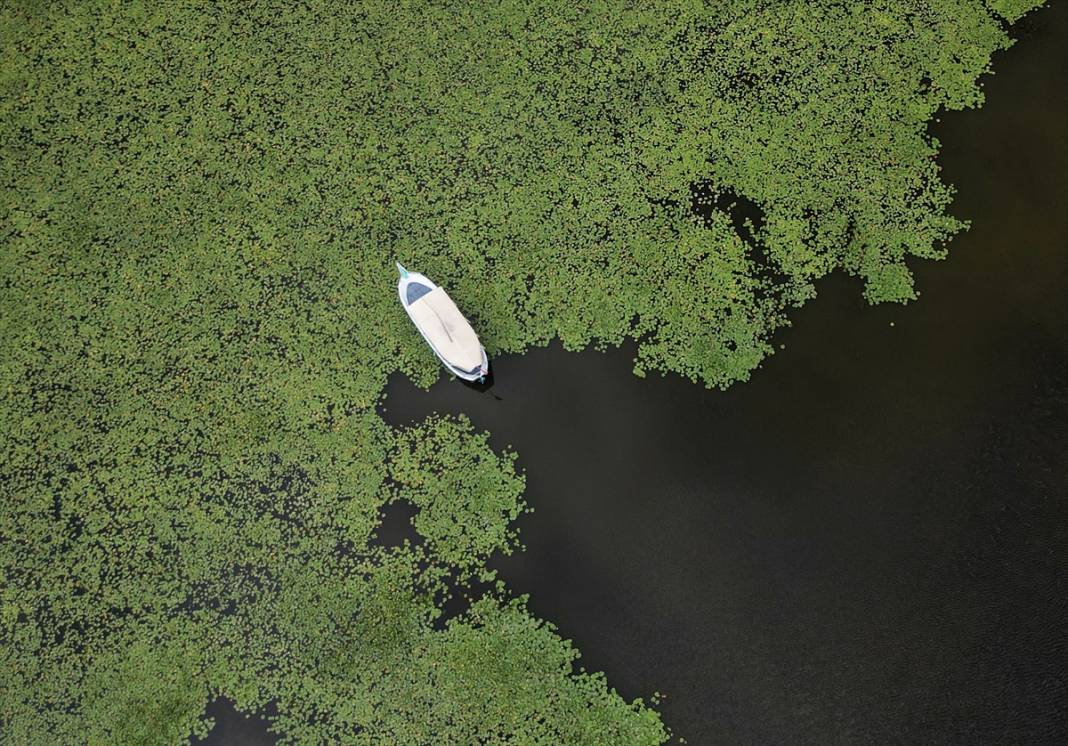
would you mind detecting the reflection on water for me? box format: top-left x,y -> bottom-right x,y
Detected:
459,360 -> 502,399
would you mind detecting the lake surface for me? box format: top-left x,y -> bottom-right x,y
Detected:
201,3 -> 1066,743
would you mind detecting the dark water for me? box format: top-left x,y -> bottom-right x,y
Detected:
200,4 -> 1067,743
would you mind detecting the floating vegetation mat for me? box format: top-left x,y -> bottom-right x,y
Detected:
0,1 -> 1044,742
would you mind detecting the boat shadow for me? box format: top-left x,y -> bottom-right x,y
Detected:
459,362 -> 501,399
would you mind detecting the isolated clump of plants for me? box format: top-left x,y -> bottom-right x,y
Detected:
0,0 -> 1044,743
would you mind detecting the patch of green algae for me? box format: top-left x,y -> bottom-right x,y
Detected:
0,1 -> 1044,742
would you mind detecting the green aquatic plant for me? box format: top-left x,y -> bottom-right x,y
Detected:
0,0 -> 1045,742
389,415 -> 526,570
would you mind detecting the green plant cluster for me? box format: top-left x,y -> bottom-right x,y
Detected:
0,0 -> 1042,743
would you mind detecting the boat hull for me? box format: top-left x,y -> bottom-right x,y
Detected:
397,267 -> 489,382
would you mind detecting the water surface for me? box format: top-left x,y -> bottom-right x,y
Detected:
383,5 -> 1067,742
201,4 -> 1066,743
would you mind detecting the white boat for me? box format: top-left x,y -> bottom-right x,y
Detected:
396,262 -> 489,382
